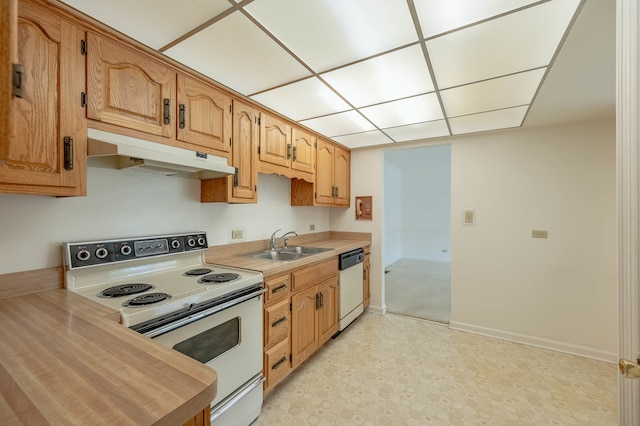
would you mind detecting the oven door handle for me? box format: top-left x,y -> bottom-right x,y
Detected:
210,373 -> 265,423
143,288 -> 266,338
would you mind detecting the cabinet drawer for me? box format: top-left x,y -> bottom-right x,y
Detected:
264,338 -> 290,391
291,257 -> 338,292
264,298 -> 290,349
264,273 -> 291,305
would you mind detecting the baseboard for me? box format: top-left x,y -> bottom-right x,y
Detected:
364,304 -> 386,315
449,321 -> 617,364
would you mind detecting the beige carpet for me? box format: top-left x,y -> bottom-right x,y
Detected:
385,258 -> 451,323
254,312 -> 617,425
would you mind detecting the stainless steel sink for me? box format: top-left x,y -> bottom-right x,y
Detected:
280,246 -> 334,255
243,246 -> 334,262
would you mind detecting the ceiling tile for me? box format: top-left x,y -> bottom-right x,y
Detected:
321,45 -> 435,107
384,120 -> 450,142
299,111 -> 375,137
441,68 -> 546,117
244,0 -> 417,72
427,0 -> 581,89
360,94 -> 443,129
251,78 -> 350,121
449,106 -> 529,135
60,0 -> 231,50
164,12 -> 311,95
415,0 -> 539,38
333,131 -> 393,149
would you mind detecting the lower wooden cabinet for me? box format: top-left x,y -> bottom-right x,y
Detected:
182,406 -> 211,426
262,257 -> 339,393
363,245 -> 371,309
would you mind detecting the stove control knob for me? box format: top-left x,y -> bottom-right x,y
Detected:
76,249 -> 90,261
120,245 -> 132,256
187,238 -> 196,247
95,247 -> 109,259
197,237 -> 205,246
170,240 -> 180,249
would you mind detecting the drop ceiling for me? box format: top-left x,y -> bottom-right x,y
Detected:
60,0 -> 613,150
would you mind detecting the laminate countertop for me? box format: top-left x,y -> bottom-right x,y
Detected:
0,289 -> 217,426
206,238 -> 372,277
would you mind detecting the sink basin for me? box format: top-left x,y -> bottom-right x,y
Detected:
243,246 -> 334,262
248,251 -> 301,261
280,246 -> 334,255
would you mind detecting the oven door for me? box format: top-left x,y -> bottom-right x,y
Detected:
148,291 -> 263,408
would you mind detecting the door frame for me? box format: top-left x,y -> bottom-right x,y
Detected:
617,0 -> 640,423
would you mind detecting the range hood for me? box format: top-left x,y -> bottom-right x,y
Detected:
87,128 -> 235,179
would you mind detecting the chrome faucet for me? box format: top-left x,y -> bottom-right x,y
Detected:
270,229 -> 299,250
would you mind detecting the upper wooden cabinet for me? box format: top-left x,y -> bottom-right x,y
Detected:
0,0 -> 86,196
258,112 -> 314,182
176,73 -> 231,155
0,0 -> 14,152
86,32 -> 175,139
291,138 -> 350,207
201,99 -> 258,203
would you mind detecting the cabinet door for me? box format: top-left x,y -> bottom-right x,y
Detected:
231,100 -> 258,201
259,113 -> 291,168
177,74 -> 231,155
291,285 -> 318,369
0,3 -> 85,196
334,145 -> 350,206
315,139 -> 335,204
264,337 -> 291,391
291,127 -> 315,175
87,32 -> 175,138
317,275 -> 339,345
0,0 -> 14,153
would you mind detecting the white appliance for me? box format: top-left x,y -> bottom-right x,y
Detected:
63,232 -> 264,425
338,248 -> 365,331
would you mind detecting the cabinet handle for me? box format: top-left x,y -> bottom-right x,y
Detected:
63,137 -> 74,171
163,98 -> 170,125
271,317 -> 288,328
320,292 -> 324,308
292,146 -> 297,162
335,187 -> 339,198
271,283 -> 288,294
271,356 -> 287,370
315,292 -> 321,310
179,104 -> 186,129
287,144 -> 291,159
12,63 -> 25,98
233,167 -> 239,187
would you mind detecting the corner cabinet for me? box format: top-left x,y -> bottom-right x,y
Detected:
201,100 -> 259,203
291,138 -> 350,207
0,0 -> 86,196
263,257 -> 339,393
258,112 -> 315,182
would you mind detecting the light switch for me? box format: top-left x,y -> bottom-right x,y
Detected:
463,209 -> 475,226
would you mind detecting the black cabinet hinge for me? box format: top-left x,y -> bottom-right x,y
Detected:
254,185 -> 257,192
229,137 -> 232,146
233,167 -> 239,187
289,303 -> 292,311
80,39 -> 87,55
258,116 -> 261,125
80,92 -> 87,108
258,146 -> 261,155
289,354 -> 292,362
163,98 -> 170,125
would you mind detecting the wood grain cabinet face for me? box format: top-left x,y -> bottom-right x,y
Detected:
315,139 -> 335,204
264,337 -> 291,390
317,275 -> 339,345
177,74 -> 231,156
291,285 -> 319,369
0,1 -> 86,196
87,32 -> 175,139
333,145 -> 350,206
290,127 -> 315,175
259,113 -> 291,168
264,298 -> 290,349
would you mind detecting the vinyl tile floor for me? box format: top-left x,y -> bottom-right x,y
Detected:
253,312 -> 618,426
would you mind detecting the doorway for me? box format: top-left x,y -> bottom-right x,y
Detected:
383,144 -> 451,323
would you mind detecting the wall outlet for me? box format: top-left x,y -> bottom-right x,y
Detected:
309,224 -> 315,231
532,230 -> 548,239
230,227 -> 245,241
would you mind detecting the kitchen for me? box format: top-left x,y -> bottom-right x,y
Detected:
0,0 -> 634,424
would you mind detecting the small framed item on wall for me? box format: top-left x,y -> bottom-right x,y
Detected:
355,196 -> 372,220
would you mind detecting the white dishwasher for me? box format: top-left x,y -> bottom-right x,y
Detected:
338,248 -> 365,331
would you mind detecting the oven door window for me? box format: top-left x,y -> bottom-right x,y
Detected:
172,317 -> 240,364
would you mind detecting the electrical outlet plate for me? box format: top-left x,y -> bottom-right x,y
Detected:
463,208 -> 475,226
309,224 -> 315,231
532,230 -> 548,239
230,227 -> 246,242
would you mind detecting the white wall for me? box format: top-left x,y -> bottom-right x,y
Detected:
450,119 -> 617,361
397,145 -> 451,262
0,164 -> 330,274
383,161 -> 402,268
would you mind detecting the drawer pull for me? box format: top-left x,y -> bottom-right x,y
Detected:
271,317 -> 288,328
271,283 -> 288,294
271,356 -> 287,370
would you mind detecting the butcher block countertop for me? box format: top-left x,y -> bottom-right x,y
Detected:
0,289 -> 217,426
206,232 -> 372,277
